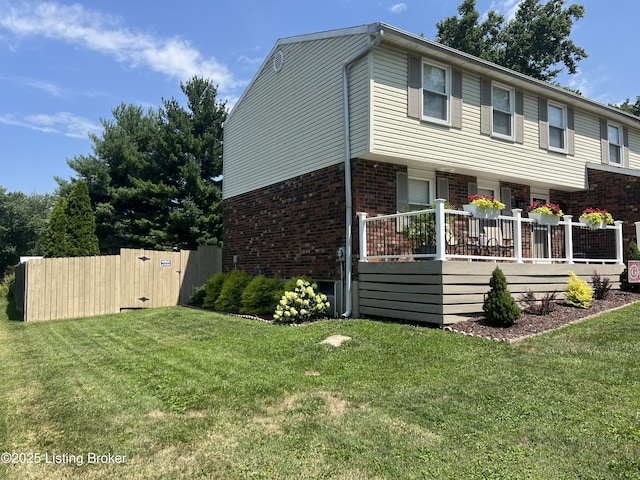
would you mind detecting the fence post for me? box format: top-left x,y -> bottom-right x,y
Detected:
615,220 -> 624,265
358,212 -> 368,262
636,221 -> 640,247
434,199 -> 447,262
563,215 -> 574,264
512,208 -> 523,263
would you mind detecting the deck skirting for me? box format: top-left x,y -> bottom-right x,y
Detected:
358,261 -> 624,325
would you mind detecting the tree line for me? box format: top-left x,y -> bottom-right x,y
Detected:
2,0 -> 639,278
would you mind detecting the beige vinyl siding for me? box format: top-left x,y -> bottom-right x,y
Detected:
347,52 -> 372,159
368,45 -> 597,191
628,129 -> 640,170
223,33 -> 370,199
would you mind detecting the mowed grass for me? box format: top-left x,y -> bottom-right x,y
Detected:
1,299 -> 640,479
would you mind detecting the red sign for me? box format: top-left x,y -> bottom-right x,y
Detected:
629,260 -> 640,283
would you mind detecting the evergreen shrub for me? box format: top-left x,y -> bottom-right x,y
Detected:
214,270 -> 251,312
241,275 -> 284,315
565,271 -> 593,309
202,272 -> 227,308
483,267 -> 521,327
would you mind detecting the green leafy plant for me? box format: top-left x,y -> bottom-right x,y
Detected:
0,272 -> 15,300
483,267 -> 521,326
214,270 -> 251,312
401,202 -> 455,249
203,272 -> 227,308
590,271 -> 611,300
565,271 -> 593,309
579,208 -> 614,226
273,278 -> 330,323
519,290 -> 557,315
241,275 -> 284,315
189,284 -> 207,306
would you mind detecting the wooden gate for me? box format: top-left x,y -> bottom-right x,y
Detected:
120,249 -> 182,309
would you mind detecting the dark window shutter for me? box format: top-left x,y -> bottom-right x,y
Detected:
407,55 -> 421,119
437,178 -> 449,200
600,119 -> 609,164
623,126 -> 630,167
451,69 -> 463,129
396,171 -> 409,212
515,91 -> 524,144
567,107 -> 575,155
480,79 -> 492,136
538,98 -> 549,149
500,187 -> 512,213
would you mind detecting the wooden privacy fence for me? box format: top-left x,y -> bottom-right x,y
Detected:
14,246 -> 222,322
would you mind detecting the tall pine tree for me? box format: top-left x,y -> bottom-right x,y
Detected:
66,181 -> 100,257
44,198 -> 71,258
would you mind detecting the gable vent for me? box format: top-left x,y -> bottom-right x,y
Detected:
273,50 -> 284,73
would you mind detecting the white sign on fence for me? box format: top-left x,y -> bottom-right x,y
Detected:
628,260 -> 640,283
160,259 -> 172,268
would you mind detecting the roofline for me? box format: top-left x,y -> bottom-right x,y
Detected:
227,22 -> 640,126
372,22 -> 640,126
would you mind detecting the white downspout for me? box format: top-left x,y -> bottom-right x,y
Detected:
341,27 -> 384,318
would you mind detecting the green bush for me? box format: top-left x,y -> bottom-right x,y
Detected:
620,242 -> 640,293
273,278 -> 330,323
0,272 -> 15,300
240,275 -> 284,315
214,270 -> 251,312
483,267 -> 521,327
189,284 -> 207,306
202,272 -> 227,308
591,271 -> 611,300
565,271 -> 593,309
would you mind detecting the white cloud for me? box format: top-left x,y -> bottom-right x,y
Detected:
389,3 -> 408,14
0,112 -> 101,138
0,1 -> 239,92
488,0 -> 522,21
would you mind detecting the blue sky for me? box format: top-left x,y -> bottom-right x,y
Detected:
1,0 -> 637,195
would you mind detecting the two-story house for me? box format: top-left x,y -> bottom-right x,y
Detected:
222,23 -> 640,322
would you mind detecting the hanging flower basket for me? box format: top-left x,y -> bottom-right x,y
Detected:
463,204 -> 500,219
464,194 -> 504,219
579,208 -> 613,229
528,211 -> 561,226
526,201 -> 563,226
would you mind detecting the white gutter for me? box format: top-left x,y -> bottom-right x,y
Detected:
341,27 -> 384,318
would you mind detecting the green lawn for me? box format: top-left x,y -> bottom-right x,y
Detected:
1,299 -> 640,479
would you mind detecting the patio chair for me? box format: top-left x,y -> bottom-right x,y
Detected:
483,226 -> 513,257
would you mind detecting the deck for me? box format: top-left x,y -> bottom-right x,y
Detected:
356,200 -> 625,325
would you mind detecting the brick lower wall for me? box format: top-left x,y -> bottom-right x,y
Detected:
223,161 -> 640,280
223,164 -> 346,280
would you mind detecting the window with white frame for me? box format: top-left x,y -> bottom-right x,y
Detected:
422,61 -> 449,123
548,103 -> 567,151
408,178 -> 431,210
607,123 -> 622,164
492,84 -> 514,139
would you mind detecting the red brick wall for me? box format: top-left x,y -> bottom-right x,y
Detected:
223,164 -> 346,279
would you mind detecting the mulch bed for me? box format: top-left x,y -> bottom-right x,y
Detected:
445,290 -> 640,342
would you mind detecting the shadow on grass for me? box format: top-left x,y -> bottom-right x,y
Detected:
5,299 -> 22,321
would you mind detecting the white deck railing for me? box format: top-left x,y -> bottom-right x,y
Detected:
358,199 -> 624,264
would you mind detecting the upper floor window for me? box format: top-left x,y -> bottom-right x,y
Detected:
492,84 -> 514,139
548,103 -> 567,151
422,62 -> 450,124
608,124 -> 622,164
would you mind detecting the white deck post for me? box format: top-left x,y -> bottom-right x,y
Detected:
636,221 -> 640,246
563,215 -> 574,264
358,212 -> 368,262
434,199 -> 447,262
615,220 -> 624,264
512,208 -> 523,263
